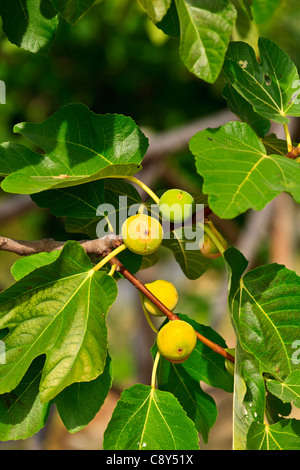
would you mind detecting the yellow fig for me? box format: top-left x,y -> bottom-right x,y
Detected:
157,320 -> 197,363
121,214 -> 163,256
143,280 -> 178,317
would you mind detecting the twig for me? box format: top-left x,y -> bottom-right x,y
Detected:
117,263 -> 235,363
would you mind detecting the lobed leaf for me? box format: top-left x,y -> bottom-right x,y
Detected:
223,37 -> 300,124
0,241 -> 118,402
0,104 -> 147,195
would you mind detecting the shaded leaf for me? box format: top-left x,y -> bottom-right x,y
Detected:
0,356 -> 50,441
0,0 -> 58,55
1,104 -> 147,195
222,83 -> 270,138
54,353 -> 113,433
175,0 -> 237,83
51,0 -> 97,24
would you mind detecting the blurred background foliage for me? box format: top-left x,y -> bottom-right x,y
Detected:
0,0 -> 300,449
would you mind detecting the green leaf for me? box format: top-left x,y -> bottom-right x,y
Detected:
163,227 -> 210,280
54,353 -> 113,433
232,342 -> 266,450
138,0 -> 172,23
262,134 -> 296,156
247,419 -> 300,450
190,121 -> 300,219
153,314 -> 233,443
223,37 -> 300,124
265,391 -> 292,424
103,384 -> 199,450
251,0 -> 281,24
222,83 -> 271,138
236,264 -> 300,379
0,0 -> 58,55
51,0 -> 97,24
0,241 -> 118,402
175,0 -> 237,83
0,356 -> 50,441
266,371 -> 300,408
11,251 -> 60,281
1,104 -> 147,195
31,180 -> 105,219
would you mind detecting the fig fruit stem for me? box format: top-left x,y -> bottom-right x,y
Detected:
109,175 -> 160,205
202,221 -> 225,256
118,264 -> 235,364
93,244 -> 127,271
284,123 -> 292,152
151,351 -> 161,389
139,292 -> 159,333
108,263 -> 117,276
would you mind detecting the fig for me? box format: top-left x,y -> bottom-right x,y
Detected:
200,226 -> 227,259
121,214 -> 163,256
159,189 -> 195,224
143,280 -> 178,317
157,320 -> 197,363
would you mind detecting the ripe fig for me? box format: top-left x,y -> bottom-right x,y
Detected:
143,280 -> 178,317
159,189 -> 195,224
157,320 -> 197,363
121,214 -> 163,256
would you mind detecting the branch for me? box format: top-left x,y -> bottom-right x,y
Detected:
0,234 -> 122,256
